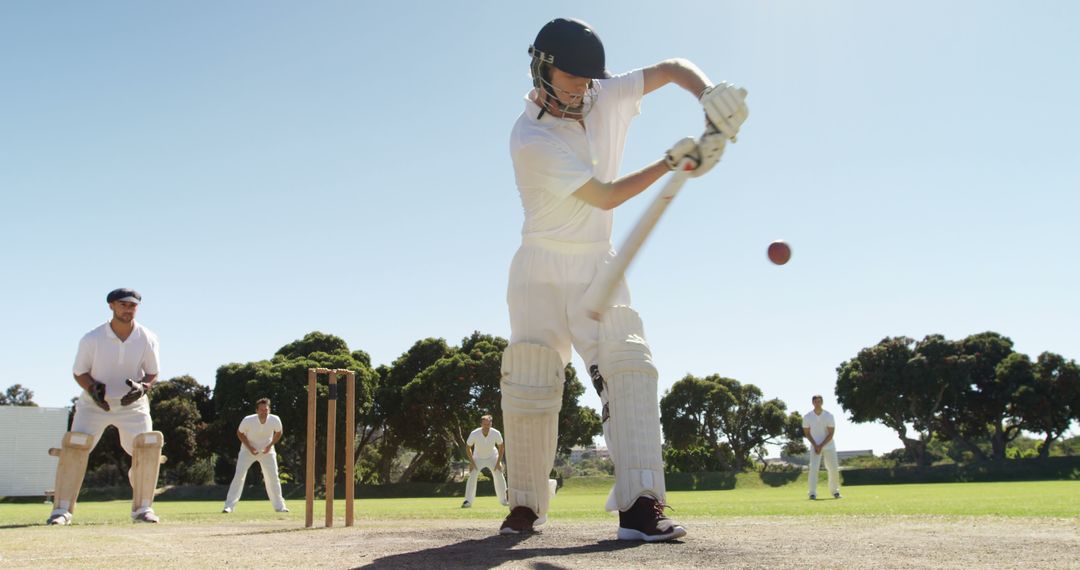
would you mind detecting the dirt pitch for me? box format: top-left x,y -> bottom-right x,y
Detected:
1,516 -> 1078,569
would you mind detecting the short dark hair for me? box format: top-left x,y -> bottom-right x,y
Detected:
256,398 -> 271,408
481,414 -> 493,422
812,394 -> 824,402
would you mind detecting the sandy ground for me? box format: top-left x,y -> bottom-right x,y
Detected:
1,516 -> 1078,569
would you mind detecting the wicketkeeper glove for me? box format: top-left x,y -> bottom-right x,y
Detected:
89,381 -> 110,411
120,378 -> 151,406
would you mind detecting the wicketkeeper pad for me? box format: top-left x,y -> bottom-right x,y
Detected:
52,432 -> 95,513
130,431 -> 164,512
501,343 -> 564,517
598,305 -> 666,512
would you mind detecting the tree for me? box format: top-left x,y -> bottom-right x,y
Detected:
939,332 -> 1026,461
836,336 -> 937,466
149,375 -> 215,484
0,384 -> 37,406
1014,352 -> 1080,458
556,364 -> 603,456
713,378 -> 791,471
660,374 -> 793,472
660,374 -> 732,453
370,337 -> 453,483
395,333 -> 502,482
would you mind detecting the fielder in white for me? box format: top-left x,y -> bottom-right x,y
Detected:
222,398 -> 288,513
500,18 -> 748,540
802,395 -> 842,500
48,288 -> 164,525
461,414 -> 508,508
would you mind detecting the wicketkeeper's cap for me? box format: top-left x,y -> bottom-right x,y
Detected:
106,288 -> 142,304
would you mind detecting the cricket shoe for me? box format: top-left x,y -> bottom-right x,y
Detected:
499,506 -> 540,535
132,509 -> 160,523
461,500 -> 471,509
617,496 -> 687,542
222,507 -> 233,513
833,492 -> 842,499
46,510 -> 72,526
276,507 -> 290,513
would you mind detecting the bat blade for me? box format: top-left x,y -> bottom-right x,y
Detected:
583,167 -> 693,321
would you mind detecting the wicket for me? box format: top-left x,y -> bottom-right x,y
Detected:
305,368 -> 356,528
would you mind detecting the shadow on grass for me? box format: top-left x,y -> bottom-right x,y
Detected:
359,533 -> 650,569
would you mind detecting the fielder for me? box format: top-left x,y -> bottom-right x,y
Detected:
500,18 -> 748,540
802,395 -> 842,500
461,414 -> 508,508
48,288 -> 163,525
222,398 -> 288,513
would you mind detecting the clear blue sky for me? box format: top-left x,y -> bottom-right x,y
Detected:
2,1 -> 1077,456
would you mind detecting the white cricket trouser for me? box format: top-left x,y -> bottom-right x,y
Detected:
224,448 -> 286,510
464,456 -> 507,505
507,237 -> 631,368
808,443 -> 840,496
71,391 -> 153,455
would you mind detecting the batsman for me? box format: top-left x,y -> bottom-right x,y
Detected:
500,18 -> 748,540
47,288 -> 164,525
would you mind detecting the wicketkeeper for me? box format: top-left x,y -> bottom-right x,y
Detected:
500,18 -> 748,541
48,288 -> 164,525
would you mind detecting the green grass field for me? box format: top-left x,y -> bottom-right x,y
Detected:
3,478 -> 1077,527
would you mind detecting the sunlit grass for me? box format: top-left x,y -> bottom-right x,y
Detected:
2,479 -> 1076,527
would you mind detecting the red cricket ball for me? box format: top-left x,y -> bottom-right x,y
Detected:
768,240 -> 791,265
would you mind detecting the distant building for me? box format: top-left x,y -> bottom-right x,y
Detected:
568,444 -> 610,463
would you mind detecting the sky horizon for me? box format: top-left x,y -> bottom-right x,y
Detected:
2,0 -> 1077,457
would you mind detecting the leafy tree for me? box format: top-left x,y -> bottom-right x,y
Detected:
780,411 -> 808,458
660,374 -> 793,472
940,332 -> 1026,461
0,384 -> 37,406
556,364 -> 603,456
149,375 -> 214,484
836,335 -> 965,466
371,337 -> 452,483
1014,352 -> 1080,458
660,374 -> 730,452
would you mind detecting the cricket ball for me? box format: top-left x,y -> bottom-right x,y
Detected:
767,240 -> 791,265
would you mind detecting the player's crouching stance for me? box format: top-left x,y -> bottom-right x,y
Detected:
47,288 -> 165,525
499,19 -> 748,542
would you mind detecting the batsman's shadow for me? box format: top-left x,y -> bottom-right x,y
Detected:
356,533 -> 648,569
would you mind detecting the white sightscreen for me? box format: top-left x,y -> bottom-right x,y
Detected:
0,407 -> 70,497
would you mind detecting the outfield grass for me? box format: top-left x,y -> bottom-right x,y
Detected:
2,479 -> 1076,526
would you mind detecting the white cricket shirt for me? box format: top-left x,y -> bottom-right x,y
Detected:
466,427 -> 503,460
802,409 -> 836,447
510,69 -> 644,244
239,413 -> 284,452
72,321 -> 160,399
